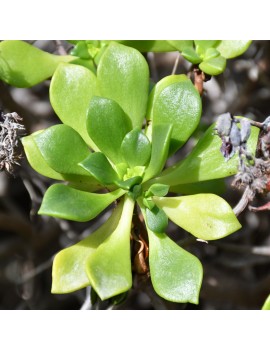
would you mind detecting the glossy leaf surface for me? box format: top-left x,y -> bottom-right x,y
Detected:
50,63 -> 97,148
147,75 -> 202,154
0,40 -> 74,87
121,128 -> 151,167
181,47 -> 202,64
34,124 -> 90,176
22,131 -> 100,192
39,184 -> 125,221
204,48 -> 220,61
22,131 -> 65,181
115,176 -> 142,190
199,55 -> 226,75
143,124 -> 172,182
86,195 -> 134,300
70,41 -> 91,59
153,121 -> 259,186
143,198 -> 155,210
114,40 -> 176,52
97,42 -> 149,128
166,40 -> 194,51
145,184 -> 170,197
154,194 -> 241,240
194,40 -> 220,53
116,40 -> 193,53
87,96 -> 132,164
148,230 -> 203,304
216,40 -> 252,59
70,57 -> 96,73
51,202 -> 124,293
145,206 -> 168,233
79,152 -> 119,185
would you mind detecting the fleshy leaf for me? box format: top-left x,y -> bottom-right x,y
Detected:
86,195 -> 134,300
22,131 -> 101,192
147,75 -> 202,155
181,47 -> 202,64
51,201 -> 124,293
70,41 -> 91,59
147,230 -> 203,304
79,152 -> 119,185
199,55 -> 226,76
34,124 -> 90,176
145,183 -> 170,197
152,121 -> 259,187
143,198 -> 155,210
39,184 -> 125,222
0,40 -> 75,87
143,124 -> 173,182
22,131 -> 65,181
116,40 -> 194,53
70,57 -> 96,73
145,206 -> 168,233
153,194 -> 242,240
216,40 -> 252,59
166,40 -> 194,51
121,128 -> 151,167
97,42 -> 149,128
194,40 -> 220,55
204,48 -> 220,61
129,184 -> 142,200
115,176 -> 143,190
87,96 -> 132,164
115,40 -> 176,52
170,179 -> 226,195
262,294 -> 270,310
124,166 -> 145,179
50,63 -> 97,149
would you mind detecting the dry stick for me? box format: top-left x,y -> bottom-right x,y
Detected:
249,120 -> 265,129
18,255 -> 54,284
80,286 -> 92,310
171,53 -> 181,75
54,40 -> 67,56
21,177 -> 42,204
233,186 -> 254,216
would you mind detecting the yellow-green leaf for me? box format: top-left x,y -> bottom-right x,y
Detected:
39,184 -> 125,222
216,40 -> 252,59
97,42 -> 149,128
154,194 -> 241,240
51,201 -> 124,293
50,63 -> 97,149
147,229 -> 203,304
147,74 -> 202,154
0,40 -> 74,87
86,195 -> 134,300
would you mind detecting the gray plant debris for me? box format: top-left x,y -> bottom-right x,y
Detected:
0,111 -> 25,173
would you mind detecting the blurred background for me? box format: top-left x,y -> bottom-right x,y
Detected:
1,40 -> 270,310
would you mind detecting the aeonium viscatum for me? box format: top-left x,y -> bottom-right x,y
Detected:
21,42 -> 256,304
